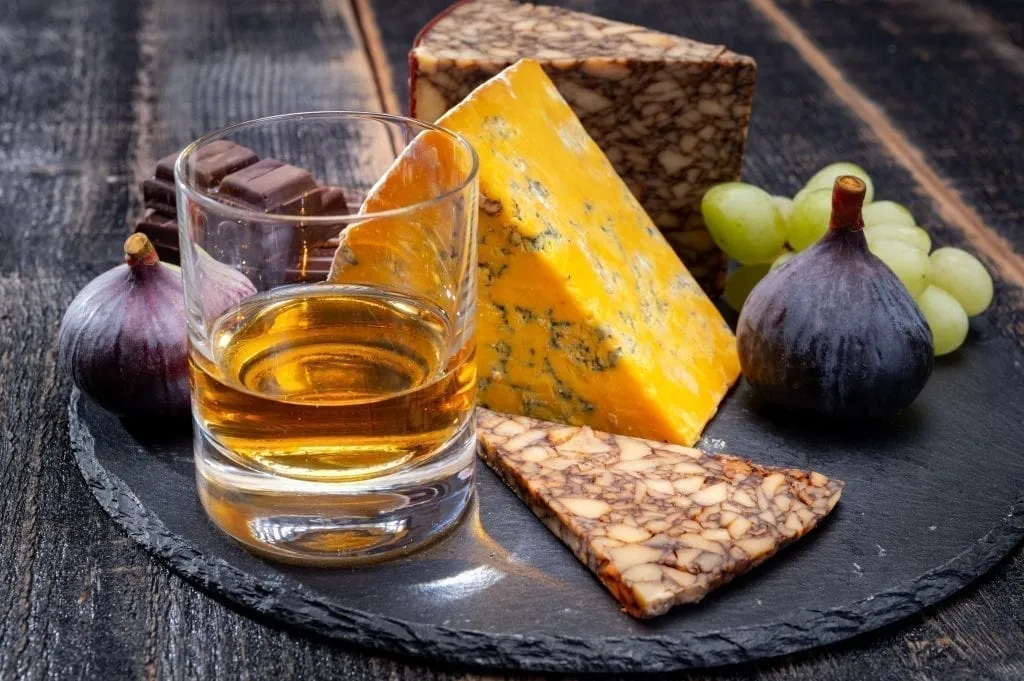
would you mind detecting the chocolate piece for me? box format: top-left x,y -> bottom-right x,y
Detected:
142,178 -> 176,216
143,141 -> 261,220
154,141 -> 260,189
321,187 -> 348,213
283,245 -> 336,283
135,210 -> 179,263
279,189 -> 323,216
154,151 -> 179,183
477,410 -> 843,619
218,159 -> 318,211
136,143 -> 349,267
189,140 -> 260,188
277,185 -> 348,216
314,186 -> 349,214
136,209 -> 177,240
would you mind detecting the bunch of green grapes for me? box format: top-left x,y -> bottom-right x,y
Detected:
701,162 -> 994,356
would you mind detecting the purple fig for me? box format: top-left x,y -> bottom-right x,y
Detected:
737,176 -> 934,420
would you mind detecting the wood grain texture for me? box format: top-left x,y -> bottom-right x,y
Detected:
752,0 -> 1024,293
769,0 -> 1024,273
1,0 -> 1022,679
351,0 -> 403,115
967,0 -> 1024,47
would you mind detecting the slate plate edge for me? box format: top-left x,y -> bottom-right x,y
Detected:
68,390 -> 1024,674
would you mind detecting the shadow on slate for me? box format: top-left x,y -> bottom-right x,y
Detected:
68,315 -> 1024,673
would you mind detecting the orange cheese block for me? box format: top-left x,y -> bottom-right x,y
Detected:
332,59 -> 739,445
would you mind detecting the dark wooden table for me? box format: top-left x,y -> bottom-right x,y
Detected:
3,0 -> 1023,678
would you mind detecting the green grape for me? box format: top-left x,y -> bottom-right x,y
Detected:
723,264 -> 771,312
917,285 -> 969,356
803,162 -> 875,203
863,200 -> 914,227
770,250 -> 796,271
869,238 -> 929,297
700,183 -> 787,264
787,188 -> 832,250
864,224 -> 931,253
771,195 -> 794,224
928,247 -> 994,316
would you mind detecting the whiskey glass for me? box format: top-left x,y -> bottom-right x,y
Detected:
175,112 -> 479,564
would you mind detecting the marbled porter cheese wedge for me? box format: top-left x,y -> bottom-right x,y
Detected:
477,410 -> 844,618
331,60 -> 739,446
411,0 -> 757,292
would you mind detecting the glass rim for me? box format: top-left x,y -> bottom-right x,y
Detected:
174,110 -> 479,225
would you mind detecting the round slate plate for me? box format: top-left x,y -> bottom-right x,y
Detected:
70,317 -> 1024,674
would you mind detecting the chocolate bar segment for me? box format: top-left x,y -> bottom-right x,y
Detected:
142,141 -> 263,221
142,178 -> 176,216
477,409 -> 843,619
134,143 -> 350,266
217,159 -> 319,212
144,152 -> 184,218
315,186 -> 349,214
153,141 -> 261,189
189,139 -> 260,188
154,151 -> 179,183
283,243 -> 338,283
136,209 -> 179,263
277,185 -> 349,217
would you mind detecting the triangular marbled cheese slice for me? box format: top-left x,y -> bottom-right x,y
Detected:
477,409 -> 843,618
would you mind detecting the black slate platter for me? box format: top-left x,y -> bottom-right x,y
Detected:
69,316 -> 1024,674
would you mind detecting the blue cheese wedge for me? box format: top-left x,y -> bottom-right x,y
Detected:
477,409 -> 844,618
332,59 -> 740,447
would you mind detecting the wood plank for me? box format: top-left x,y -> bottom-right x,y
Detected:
352,0 -> 404,115
968,0 -> 1024,48
355,0 -> 426,115
0,0 -> 158,678
1,0 -> 1022,678
769,0 -> 1024,270
134,0 -> 389,186
0,0 -> 140,275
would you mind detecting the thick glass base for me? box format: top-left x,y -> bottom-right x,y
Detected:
194,419 -> 476,566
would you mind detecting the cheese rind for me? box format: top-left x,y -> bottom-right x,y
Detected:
477,409 -> 844,618
410,0 -> 757,293
334,59 -> 739,445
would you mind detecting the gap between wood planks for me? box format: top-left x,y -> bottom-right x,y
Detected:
923,0 -> 1024,80
750,0 -> 1024,288
348,0 -> 403,116
344,0 -> 403,157
131,0 -> 162,230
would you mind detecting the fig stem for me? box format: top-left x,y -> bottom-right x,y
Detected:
124,232 -> 160,267
829,175 -> 867,232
